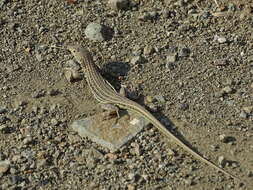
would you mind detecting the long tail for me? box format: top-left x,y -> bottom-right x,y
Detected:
129,100 -> 242,182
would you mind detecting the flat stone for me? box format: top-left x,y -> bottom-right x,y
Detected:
71,111 -> 149,151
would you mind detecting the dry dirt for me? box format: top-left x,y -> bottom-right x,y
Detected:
0,0 -> 253,190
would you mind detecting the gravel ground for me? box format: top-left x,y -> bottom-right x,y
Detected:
0,0 -> 253,189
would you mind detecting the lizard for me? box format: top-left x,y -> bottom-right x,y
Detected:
67,44 -> 241,182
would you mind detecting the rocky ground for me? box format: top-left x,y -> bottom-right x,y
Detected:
0,0 -> 253,189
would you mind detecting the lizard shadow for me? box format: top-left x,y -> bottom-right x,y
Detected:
102,61 -> 131,90
101,62 -> 207,158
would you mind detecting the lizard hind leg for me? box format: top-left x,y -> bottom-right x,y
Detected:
99,103 -> 120,120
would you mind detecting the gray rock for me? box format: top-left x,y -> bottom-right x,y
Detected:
71,112 -> 149,151
85,23 -> 107,42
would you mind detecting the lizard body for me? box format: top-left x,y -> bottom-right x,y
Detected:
68,45 -> 240,181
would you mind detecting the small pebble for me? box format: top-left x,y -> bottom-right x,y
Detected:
143,46 -> 154,56
128,172 -> 139,182
162,9 -> 171,19
242,106 -> 253,114
213,59 -> 228,66
10,175 -> 22,185
178,103 -> 189,110
32,89 -> 46,98
48,89 -> 59,96
222,86 -> 233,94
145,96 -> 154,103
108,0 -> 129,10
66,59 -> 81,70
214,35 -> 228,43
130,56 -> 144,65
105,153 -> 118,160
147,103 -> 158,112
127,184 -> 135,190
247,170 -> 253,177
219,134 -> 236,143
87,148 -> 104,166
51,118 -> 59,126
166,53 -> 177,63
37,159 -> 48,168
138,12 -> 158,21
0,152 -> 5,160
218,156 -> 227,167
167,148 -> 175,156
154,95 -> 166,103
184,179 -> 193,185
228,3 -> 236,11
64,69 -> 74,82
250,83 -> 253,89
0,160 -> 10,174
0,107 -> 7,114
23,136 -> 33,145
35,52 -> 43,62
178,47 -> 190,57
0,125 -> 8,132
64,68 -> 82,82
9,168 -> 17,174
239,111 -> 247,119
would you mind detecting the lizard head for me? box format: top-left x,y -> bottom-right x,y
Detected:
67,45 -> 90,64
